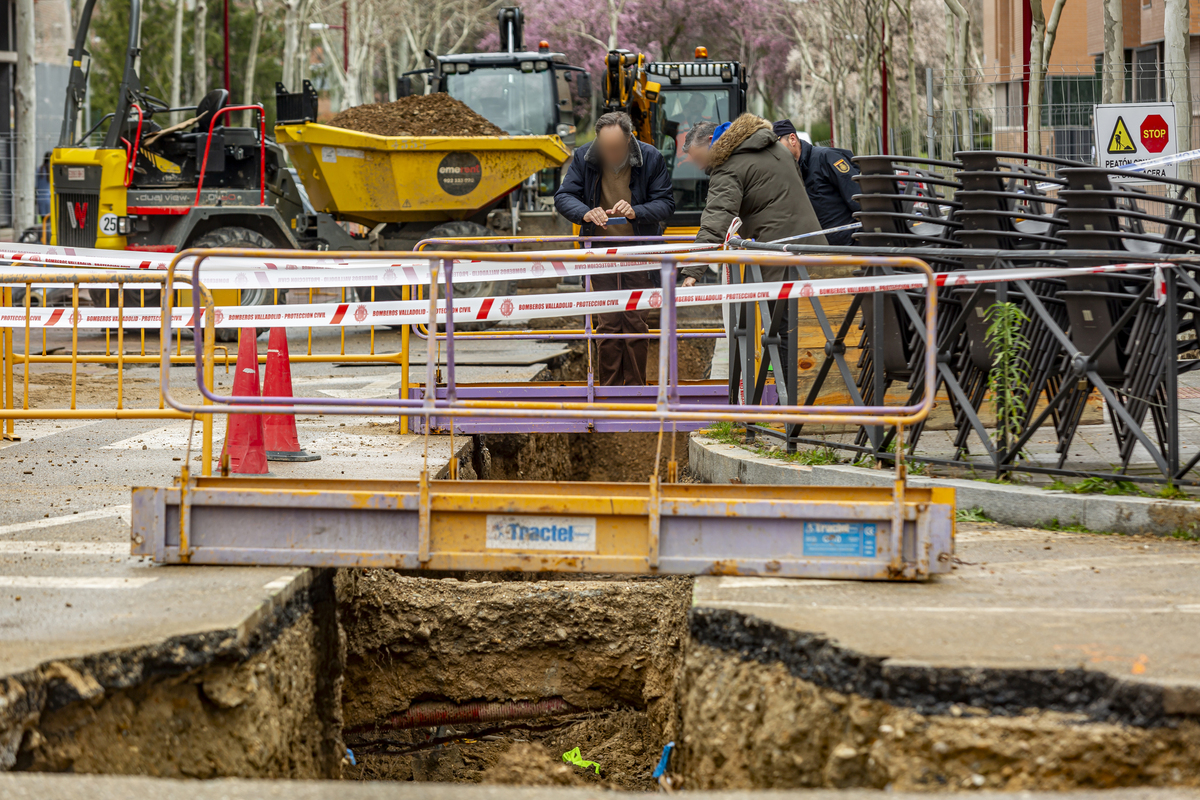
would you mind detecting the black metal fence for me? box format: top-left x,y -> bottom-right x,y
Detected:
728,151 -> 1200,486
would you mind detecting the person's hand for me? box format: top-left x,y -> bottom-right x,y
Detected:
681,276 -> 697,287
608,199 -> 636,219
583,207 -> 608,228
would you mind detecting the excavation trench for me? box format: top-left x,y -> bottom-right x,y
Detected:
7,339 -> 1200,789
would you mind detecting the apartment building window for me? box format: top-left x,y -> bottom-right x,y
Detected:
1041,73 -> 1102,128
1135,46 -> 1159,102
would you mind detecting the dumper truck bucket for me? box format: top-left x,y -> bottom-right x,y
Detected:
274,123 -> 571,226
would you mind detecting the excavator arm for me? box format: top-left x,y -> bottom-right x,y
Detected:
601,50 -> 660,145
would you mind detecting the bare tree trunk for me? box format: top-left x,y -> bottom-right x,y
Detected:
940,6 -> 955,158
281,0 -> 312,93
385,39 -> 397,101
1026,0 -> 1067,158
1102,0 -> 1123,104
14,0 -> 35,232
1163,0 -> 1191,180
194,0 -> 208,103
905,0 -> 919,155
1027,0 -> 1046,155
171,0 -> 184,123
243,0 -> 266,124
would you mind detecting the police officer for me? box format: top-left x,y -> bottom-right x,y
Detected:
773,119 -> 860,246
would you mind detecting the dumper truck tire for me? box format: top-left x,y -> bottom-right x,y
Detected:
189,227 -> 285,343
375,221 -> 512,332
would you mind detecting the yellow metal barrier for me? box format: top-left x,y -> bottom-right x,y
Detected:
0,271 -> 219,476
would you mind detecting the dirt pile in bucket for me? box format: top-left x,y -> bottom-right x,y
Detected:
327,93 -> 506,137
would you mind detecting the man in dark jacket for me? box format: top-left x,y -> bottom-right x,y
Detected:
555,111 -> 675,386
691,113 -> 826,283
774,119 -> 860,246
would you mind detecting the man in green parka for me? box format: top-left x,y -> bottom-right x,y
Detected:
683,113 -> 827,285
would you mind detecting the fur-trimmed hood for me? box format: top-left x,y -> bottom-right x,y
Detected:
706,114 -> 776,172
584,134 -> 645,169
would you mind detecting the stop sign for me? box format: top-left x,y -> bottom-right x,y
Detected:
1140,114 -> 1170,153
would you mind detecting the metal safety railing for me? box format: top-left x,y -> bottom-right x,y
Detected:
136,246 -> 949,580
0,270 -> 220,472
161,248 -> 937,430
407,233 -> 728,434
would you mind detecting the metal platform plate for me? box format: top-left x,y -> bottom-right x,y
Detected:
130,478 -> 955,580
406,382 -> 776,434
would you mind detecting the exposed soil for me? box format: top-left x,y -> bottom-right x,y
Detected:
327,93 -> 506,137
483,334 -> 714,484
483,431 -> 692,483
677,643 -> 1200,792
535,333 -> 718,384
336,570 -> 692,790
10,572 -> 345,779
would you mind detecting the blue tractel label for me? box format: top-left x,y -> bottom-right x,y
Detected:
802,522 -> 878,557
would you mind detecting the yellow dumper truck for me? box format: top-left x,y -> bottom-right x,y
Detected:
41,0 -> 577,320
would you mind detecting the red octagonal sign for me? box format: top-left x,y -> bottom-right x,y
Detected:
1140,114 -> 1170,153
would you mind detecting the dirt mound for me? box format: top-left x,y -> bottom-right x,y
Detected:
483,743 -> 589,787
327,93 -> 506,137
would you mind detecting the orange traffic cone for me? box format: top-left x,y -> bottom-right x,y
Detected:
220,328 -> 270,475
263,327 -> 320,462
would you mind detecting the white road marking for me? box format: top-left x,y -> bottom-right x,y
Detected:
103,425 -> 191,450
711,577 -> 843,588
0,575 -> 157,589
263,577 -> 294,591
0,541 -> 129,556
0,420 -> 97,449
0,505 -> 131,538
294,375 -> 402,399
699,600 -> 1200,614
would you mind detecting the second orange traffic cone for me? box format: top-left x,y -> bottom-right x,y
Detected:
263,327 -> 320,462
220,328 -> 270,475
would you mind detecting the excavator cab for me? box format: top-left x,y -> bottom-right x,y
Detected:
400,7 -> 591,211
646,48 -> 747,231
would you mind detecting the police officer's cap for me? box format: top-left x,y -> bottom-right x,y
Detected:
772,119 -> 799,138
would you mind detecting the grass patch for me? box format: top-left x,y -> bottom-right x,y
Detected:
955,507 -> 993,523
778,446 -> 842,466
702,421 -> 744,446
1047,476 -> 1147,496
1041,518 -> 1108,534
1157,484 -> 1194,501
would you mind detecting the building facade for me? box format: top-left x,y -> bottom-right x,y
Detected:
981,0 -> 1199,158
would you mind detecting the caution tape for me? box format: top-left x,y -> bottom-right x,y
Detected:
0,253 -> 709,292
0,240 -> 712,281
0,261 -> 1169,330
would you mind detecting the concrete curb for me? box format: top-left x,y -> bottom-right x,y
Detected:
689,434 -> 1200,536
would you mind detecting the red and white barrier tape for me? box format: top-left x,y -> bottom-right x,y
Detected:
0,240 -> 711,281
0,260 -> 1171,330
0,252 -> 706,291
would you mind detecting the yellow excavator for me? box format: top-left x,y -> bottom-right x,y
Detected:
601,47 -> 745,233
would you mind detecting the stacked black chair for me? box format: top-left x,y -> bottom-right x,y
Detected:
841,156 -> 964,455
1023,167 -> 1200,475
936,153 -> 1082,465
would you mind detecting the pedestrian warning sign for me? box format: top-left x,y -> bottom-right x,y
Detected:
1107,116 -> 1136,153
1093,102 -> 1178,181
